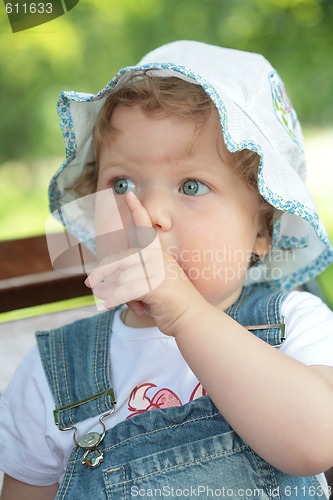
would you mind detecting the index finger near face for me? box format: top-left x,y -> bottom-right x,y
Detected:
124,191 -> 161,251
125,191 -> 153,227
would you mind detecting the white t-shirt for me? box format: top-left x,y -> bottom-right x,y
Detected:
0,291 -> 332,496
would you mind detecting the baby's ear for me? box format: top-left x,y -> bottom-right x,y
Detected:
253,234 -> 271,258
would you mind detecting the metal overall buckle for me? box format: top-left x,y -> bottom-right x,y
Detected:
244,316 -> 287,347
54,388 -> 116,468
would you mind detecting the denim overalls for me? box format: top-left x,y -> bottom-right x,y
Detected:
36,284 -> 326,499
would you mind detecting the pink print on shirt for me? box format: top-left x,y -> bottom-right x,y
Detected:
127,382 -> 206,418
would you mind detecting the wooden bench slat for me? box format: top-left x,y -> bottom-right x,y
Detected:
0,234 -> 91,312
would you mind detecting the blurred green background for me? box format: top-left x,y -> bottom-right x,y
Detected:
0,0 -> 332,311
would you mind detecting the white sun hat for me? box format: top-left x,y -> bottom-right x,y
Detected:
48,40 -> 333,290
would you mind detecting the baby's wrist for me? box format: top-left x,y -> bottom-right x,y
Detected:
165,294 -> 210,339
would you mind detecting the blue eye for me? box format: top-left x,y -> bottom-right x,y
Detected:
181,179 -> 210,196
113,178 -> 136,195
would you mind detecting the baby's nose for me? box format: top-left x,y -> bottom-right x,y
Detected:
140,190 -> 173,232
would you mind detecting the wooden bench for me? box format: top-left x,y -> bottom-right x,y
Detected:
0,234 -> 332,496
0,233 -> 91,313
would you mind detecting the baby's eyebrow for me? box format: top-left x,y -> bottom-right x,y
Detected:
99,161 -> 129,171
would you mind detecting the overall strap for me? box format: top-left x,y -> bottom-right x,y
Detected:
36,309 -> 117,429
226,284 -> 288,347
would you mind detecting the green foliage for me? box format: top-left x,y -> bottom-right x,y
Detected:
0,158 -> 58,238
0,0 -> 333,163
318,266 -> 333,309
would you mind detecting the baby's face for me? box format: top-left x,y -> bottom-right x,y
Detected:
96,104 -> 268,310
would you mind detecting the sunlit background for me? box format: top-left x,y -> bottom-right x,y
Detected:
0,0 -> 332,310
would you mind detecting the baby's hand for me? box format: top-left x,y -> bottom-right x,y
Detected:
85,191 -> 204,335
